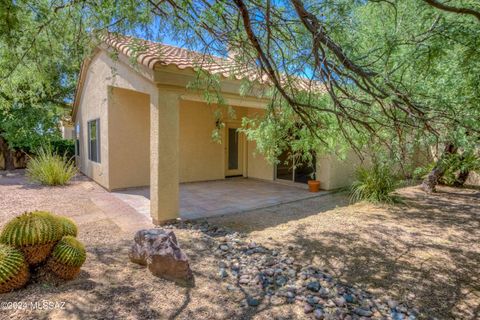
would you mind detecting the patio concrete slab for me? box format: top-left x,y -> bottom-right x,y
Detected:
112,178 -> 328,220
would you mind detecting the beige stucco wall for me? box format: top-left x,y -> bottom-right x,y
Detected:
61,124 -> 74,140
75,52 -> 110,188
316,150 -> 363,190
108,87 -> 150,189
245,108 -> 274,180
247,140 -> 274,180
179,100 -> 224,182
178,102 -> 273,183
75,50 -> 157,190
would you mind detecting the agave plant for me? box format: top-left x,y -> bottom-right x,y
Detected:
0,244 -> 29,293
0,211 -> 62,264
48,236 -> 86,280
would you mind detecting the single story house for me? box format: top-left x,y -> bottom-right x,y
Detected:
72,34 -> 360,224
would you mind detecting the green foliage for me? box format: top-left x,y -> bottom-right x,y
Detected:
50,139 -> 75,160
441,152 -> 480,184
55,216 -> 78,238
51,236 -> 86,268
0,244 -> 27,284
413,163 -> 435,180
26,146 -> 76,186
0,1 -> 156,151
413,151 -> 480,185
437,151 -> 480,185
350,163 -> 398,204
0,211 -> 61,247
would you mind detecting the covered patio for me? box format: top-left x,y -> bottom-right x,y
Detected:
112,178 -> 326,220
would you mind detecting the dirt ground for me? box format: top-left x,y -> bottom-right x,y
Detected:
0,172 -> 478,319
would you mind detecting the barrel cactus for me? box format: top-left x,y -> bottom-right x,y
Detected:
0,244 -> 29,293
55,216 -> 78,237
48,236 -> 86,280
0,211 -> 62,264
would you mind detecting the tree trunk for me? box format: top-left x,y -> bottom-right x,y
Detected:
0,135 -> 17,170
421,143 -> 457,193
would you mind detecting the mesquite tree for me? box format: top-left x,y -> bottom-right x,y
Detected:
144,0 -> 480,190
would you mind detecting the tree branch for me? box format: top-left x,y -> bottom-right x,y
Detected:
423,0 -> 480,22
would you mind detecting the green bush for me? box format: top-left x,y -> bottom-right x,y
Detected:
413,151 -> 480,185
26,147 -> 76,186
350,163 -> 398,204
412,162 -> 435,180
50,139 -> 75,160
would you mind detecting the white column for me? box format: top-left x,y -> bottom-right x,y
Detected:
150,88 -> 180,224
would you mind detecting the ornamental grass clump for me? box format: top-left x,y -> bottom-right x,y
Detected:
350,163 -> 398,204
0,211 -> 62,264
47,236 -> 86,280
26,146 -> 76,186
0,244 -> 29,294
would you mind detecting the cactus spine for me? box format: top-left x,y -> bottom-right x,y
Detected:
0,244 -> 29,293
48,236 -> 86,280
0,211 -> 62,264
55,216 -> 78,237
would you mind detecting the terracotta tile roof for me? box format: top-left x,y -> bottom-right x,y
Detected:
99,33 -> 325,92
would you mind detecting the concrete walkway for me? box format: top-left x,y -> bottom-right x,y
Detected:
113,178 -> 328,220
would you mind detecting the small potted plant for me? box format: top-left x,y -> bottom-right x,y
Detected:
307,171 -> 320,192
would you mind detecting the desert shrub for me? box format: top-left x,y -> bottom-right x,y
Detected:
412,151 -> 480,185
26,146 -> 76,186
412,162 -> 435,180
350,163 -> 398,204
440,151 -> 480,185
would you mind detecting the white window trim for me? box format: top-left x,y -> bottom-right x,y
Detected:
87,119 -> 100,163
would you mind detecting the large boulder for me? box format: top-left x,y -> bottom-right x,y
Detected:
129,229 -> 194,286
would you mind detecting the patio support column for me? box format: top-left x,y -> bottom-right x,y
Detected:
150,88 -> 180,224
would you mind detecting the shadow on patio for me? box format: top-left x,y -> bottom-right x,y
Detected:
112,177 -> 332,220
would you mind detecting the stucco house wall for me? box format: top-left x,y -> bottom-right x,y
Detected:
179,100 -> 224,182
108,87 -> 150,189
75,48 -> 276,190
60,123 -> 74,140
178,101 -> 274,183
75,51 -> 111,189
316,151 -> 363,190
75,50 -> 157,190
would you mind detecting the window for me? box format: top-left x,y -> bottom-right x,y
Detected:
88,119 -> 100,162
75,123 -> 80,156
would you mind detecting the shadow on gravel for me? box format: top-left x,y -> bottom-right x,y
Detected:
239,186 -> 480,319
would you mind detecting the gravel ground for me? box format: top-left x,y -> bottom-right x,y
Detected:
208,185 -> 480,319
0,171 -> 478,319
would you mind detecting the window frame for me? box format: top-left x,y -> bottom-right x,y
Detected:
87,119 -> 100,163
75,123 -> 80,157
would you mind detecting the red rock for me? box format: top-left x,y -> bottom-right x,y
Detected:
129,229 -> 194,286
